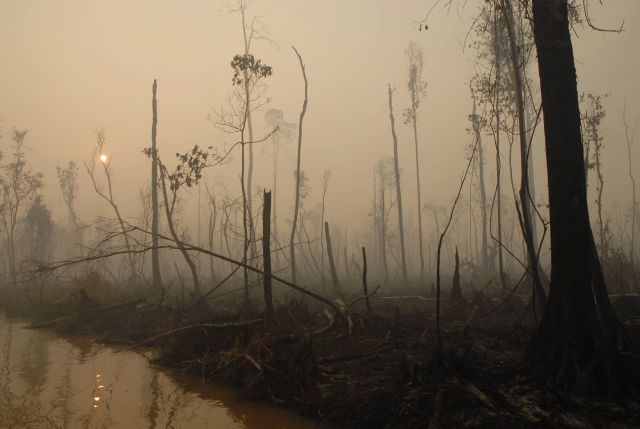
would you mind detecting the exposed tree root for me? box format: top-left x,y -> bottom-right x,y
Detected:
522,341 -> 640,400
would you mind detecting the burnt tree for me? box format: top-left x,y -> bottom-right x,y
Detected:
524,0 -> 637,396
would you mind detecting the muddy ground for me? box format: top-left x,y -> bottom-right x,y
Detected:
3,275 -> 640,428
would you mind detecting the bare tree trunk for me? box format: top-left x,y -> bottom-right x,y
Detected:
361,247 -> 371,313
449,247 -> 463,305
502,0 -> 546,312
379,165 -> 389,283
325,221 -> 341,296
320,171 -> 330,292
240,3 -> 258,262
593,121 -> 605,256
343,230 -> 349,283
273,137 -> 279,269
388,84 -> 408,283
290,46 -> 308,284
472,92 -> 489,273
241,108 -> 250,304
624,108 -> 637,271
411,105 -> 425,282
151,79 -> 162,289
262,190 -> 274,321
494,8 -> 507,294
208,197 -> 218,282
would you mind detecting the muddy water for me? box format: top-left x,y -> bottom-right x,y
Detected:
0,315 -> 322,429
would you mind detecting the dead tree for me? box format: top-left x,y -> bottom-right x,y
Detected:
290,46 -> 308,284
449,247 -> 463,305
581,93 -> 608,256
264,108 -> 295,268
388,84 -> 408,283
262,190 -> 274,321
0,130 -> 43,285
494,7 -> 508,294
500,0 -> 546,313
404,41 -> 427,282
524,0 -> 638,395
158,161 -> 201,296
210,53 -> 273,305
224,0 -> 272,262
470,87 -> 490,274
84,129 -> 137,282
361,247 -> 371,312
206,186 -> 218,283
320,170 -> 331,291
151,79 -> 162,289
436,127 -> 478,348
325,221 -> 341,296
623,105 -> 638,267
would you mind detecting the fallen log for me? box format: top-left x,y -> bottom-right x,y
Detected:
129,318 -> 264,349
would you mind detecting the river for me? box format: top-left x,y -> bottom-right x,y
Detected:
0,314 -> 323,429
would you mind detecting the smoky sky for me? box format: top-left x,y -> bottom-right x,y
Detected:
0,0 -> 639,247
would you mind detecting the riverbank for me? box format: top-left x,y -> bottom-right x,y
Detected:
3,281 -> 640,428
0,313 -> 322,429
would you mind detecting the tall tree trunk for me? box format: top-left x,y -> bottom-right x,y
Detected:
593,123 -> 606,256
494,8 -> 507,294
379,165 -> 389,282
501,0 -> 547,314
388,84 -> 408,282
240,4 -> 258,262
361,247 -> 371,313
290,46 -> 308,284
524,0 -> 635,395
472,92 -> 489,274
273,136 -> 279,269
262,190 -> 274,322
151,79 -> 162,289
624,110 -> 637,270
411,105 -> 425,282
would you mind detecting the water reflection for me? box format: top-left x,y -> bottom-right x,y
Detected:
0,315 -> 323,429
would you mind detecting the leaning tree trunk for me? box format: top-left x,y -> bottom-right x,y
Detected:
388,84 -> 408,283
290,46 -> 308,284
159,166 -> 201,296
524,0 -> 636,396
325,221 -> 341,296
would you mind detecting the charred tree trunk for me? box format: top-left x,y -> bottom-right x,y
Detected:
262,190 -> 274,322
151,80 -> 162,289
325,221 -> 341,296
361,246 -> 371,313
388,84 -> 408,283
524,0 -> 636,395
411,103 -> 425,283
449,247 -> 463,305
290,46 -> 308,285
379,165 -> 389,283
